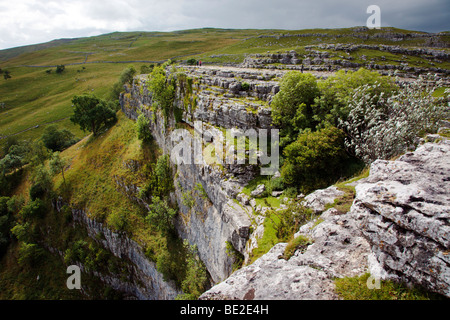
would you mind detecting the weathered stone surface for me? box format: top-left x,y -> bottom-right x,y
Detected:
251,184 -> 266,197
303,186 -> 345,213
200,207 -> 372,300
350,141 -> 450,297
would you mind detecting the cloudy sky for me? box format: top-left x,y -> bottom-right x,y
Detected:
0,0 -> 449,50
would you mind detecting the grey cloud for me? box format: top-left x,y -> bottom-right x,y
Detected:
0,0 -> 448,50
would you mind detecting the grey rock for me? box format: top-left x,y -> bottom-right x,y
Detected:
251,184 -> 266,197
350,141 -> 450,297
303,186 -> 344,213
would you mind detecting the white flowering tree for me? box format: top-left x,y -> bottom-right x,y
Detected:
340,75 -> 449,164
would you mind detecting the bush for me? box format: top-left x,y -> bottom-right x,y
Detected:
147,65 -> 175,123
281,126 -> 349,194
56,65 -> 65,74
314,68 -> 397,127
177,240 -> 208,300
340,75 -> 449,164
145,197 -> 177,235
186,58 -> 197,66
19,199 -> 47,220
0,197 -> 13,256
136,113 -> 152,143
18,242 -> 44,266
41,125 -> 76,152
271,71 -> 320,139
241,82 -> 250,91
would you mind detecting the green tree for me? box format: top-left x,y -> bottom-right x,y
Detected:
41,125 -> 76,152
314,68 -> 397,127
281,126 -> 349,193
270,71 -> 320,144
3,70 -> 11,80
55,65 -> 65,74
18,242 -> 44,266
136,113 -> 152,143
145,196 -> 177,235
70,94 -> 117,136
110,66 -> 137,101
147,65 -> 175,122
29,164 -> 53,200
49,152 -> 68,185
0,197 -> 13,256
177,240 -> 208,300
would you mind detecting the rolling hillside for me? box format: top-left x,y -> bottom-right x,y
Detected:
1,27 -> 449,150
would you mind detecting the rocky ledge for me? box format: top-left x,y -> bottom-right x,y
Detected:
351,140 -> 450,297
200,139 -> 450,299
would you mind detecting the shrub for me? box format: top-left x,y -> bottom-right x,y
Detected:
145,197 -> 177,235
41,125 -> 76,152
225,240 -> 244,271
55,65 -> 65,74
281,125 -> 349,193
241,82 -> 250,91
18,242 -> 44,266
267,201 -> 314,242
136,113 -> 152,143
186,58 -> 197,66
340,75 -> 449,164
19,199 -> 47,220
314,68 -> 397,127
177,240 -> 208,300
271,71 -> 320,139
147,66 -> 175,123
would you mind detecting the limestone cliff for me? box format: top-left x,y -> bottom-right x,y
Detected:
120,66 -> 282,283
200,139 -> 450,299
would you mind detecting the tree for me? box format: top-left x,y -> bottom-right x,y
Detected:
0,197 -> 13,257
147,65 -> 175,122
136,113 -> 152,143
176,240 -> 208,300
3,70 -> 11,80
49,152 -> 68,185
56,65 -> 65,74
70,94 -> 117,136
341,75 -> 448,164
110,66 -> 137,101
186,58 -> 197,66
314,68 -> 397,127
281,125 -> 349,193
145,196 -> 177,235
270,71 -> 320,144
41,125 -> 76,152
29,165 -> 53,200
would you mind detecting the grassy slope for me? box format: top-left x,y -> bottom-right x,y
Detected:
0,29 -> 254,147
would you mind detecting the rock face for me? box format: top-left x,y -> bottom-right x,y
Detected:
201,139 -> 450,300
54,199 -> 181,300
200,207 -> 372,300
302,186 -> 344,213
350,141 -> 450,297
121,72 -> 258,283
